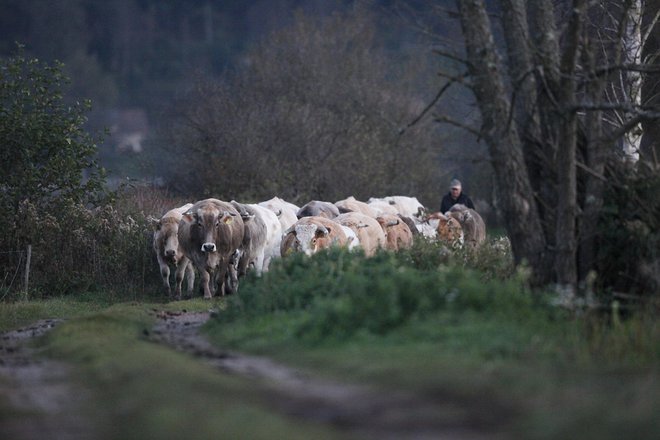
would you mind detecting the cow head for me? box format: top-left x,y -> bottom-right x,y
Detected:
183,206 -> 236,254
283,223 -> 332,256
153,216 -> 183,264
437,216 -> 464,249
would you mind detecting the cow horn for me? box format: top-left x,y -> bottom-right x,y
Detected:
386,219 -> 400,227
316,225 -> 329,237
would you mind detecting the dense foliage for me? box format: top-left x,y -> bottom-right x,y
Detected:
0,47 -> 105,212
0,49 -> 175,298
217,242 -> 525,343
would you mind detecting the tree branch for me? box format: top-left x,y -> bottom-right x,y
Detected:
399,74 -> 466,135
433,114 -> 482,138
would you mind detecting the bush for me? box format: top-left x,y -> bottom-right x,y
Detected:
218,247 -> 534,343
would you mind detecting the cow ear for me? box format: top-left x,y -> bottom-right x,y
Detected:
182,211 -> 194,223
148,216 -> 161,231
315,226 -> 330,237
223,216 -> 234,225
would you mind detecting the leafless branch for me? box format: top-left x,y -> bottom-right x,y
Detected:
432,48 -> 467,65
399,73 -> 466,135
433,114 -> 482,138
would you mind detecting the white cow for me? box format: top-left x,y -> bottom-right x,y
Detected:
338,224 -> 361,252
246,203 -> 283,272
258,197 -> 299,232
369,196 -> 426,219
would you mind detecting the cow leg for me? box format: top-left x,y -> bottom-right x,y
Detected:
184,260 -> 195,297
158,260 -> 171,296
173,261 -> 188,300
201,270 -> 212,299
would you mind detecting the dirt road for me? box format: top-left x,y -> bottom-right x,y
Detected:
0,320 -> 97,440
149,310 -> 509,440
0,312 -> 510,439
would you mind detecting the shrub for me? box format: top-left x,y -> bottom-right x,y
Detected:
218,247 -> 535,343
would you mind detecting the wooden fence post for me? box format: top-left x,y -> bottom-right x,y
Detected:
23,244 -> 32,299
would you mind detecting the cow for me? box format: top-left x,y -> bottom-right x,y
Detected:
297,200 -> 340,219
426,212 -> 464,249
178,199 -> 245,299
375,213 -> 414,251
280,216 -> 348,257
150,203 -> 195,299
334,212 -> 387,257
334,196 -> 378,218
369,196 -> 426,219
258,196 -> 299,232
231,201 -> 268,279
240,202 -> 283,273
447,204 -> 486,249
339,224 -> 360,252
367,199 -> 399,217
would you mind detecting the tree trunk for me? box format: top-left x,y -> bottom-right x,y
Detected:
555,0 -> 587,289
499,0 -> 555,247
456,0 -> 549,283
622,0 -> 644,163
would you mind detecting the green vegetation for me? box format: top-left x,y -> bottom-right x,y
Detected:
26,300 -> 342,440
206,245 -> 660,439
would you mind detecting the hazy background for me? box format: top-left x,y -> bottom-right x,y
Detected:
0,0 -> 492,212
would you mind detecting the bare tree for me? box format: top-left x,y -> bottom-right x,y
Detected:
163,6 -> 443,205
443,0 -> 660,290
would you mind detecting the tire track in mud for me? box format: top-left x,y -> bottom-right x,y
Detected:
0,320 -> 97,440
149,310 -> 511,440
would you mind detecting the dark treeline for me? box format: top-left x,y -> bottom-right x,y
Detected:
0,0 -> 355,111
0,0 -> 488,209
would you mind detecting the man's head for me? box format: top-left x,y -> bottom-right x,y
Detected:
450,179 -> 462,199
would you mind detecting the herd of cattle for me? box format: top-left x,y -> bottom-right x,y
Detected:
150,196 -> 487,299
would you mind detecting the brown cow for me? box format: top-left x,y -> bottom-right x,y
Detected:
375,214 -> 414,251
334,212 -> 386,257
334,196 -> 378,218
178,199 -> 244,298
447,204 -> 486,249
151,203 -> 195,299
426,212 -> 464,249
280,216 -> 348,257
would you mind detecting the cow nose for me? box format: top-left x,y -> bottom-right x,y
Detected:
202,243 -> 217,253
165,249 -> 176,258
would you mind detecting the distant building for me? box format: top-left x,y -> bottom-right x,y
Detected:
106,108 -> 149,153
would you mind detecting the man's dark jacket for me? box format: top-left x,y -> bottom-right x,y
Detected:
440,192 -> 475,213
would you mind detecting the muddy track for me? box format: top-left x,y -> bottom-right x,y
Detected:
149,311 -> 510,440
0,320 -> 96,440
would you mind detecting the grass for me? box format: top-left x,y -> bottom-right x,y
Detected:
204,247 -> 660,440
33,299 -> 343,440
2,240 -> 659,439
